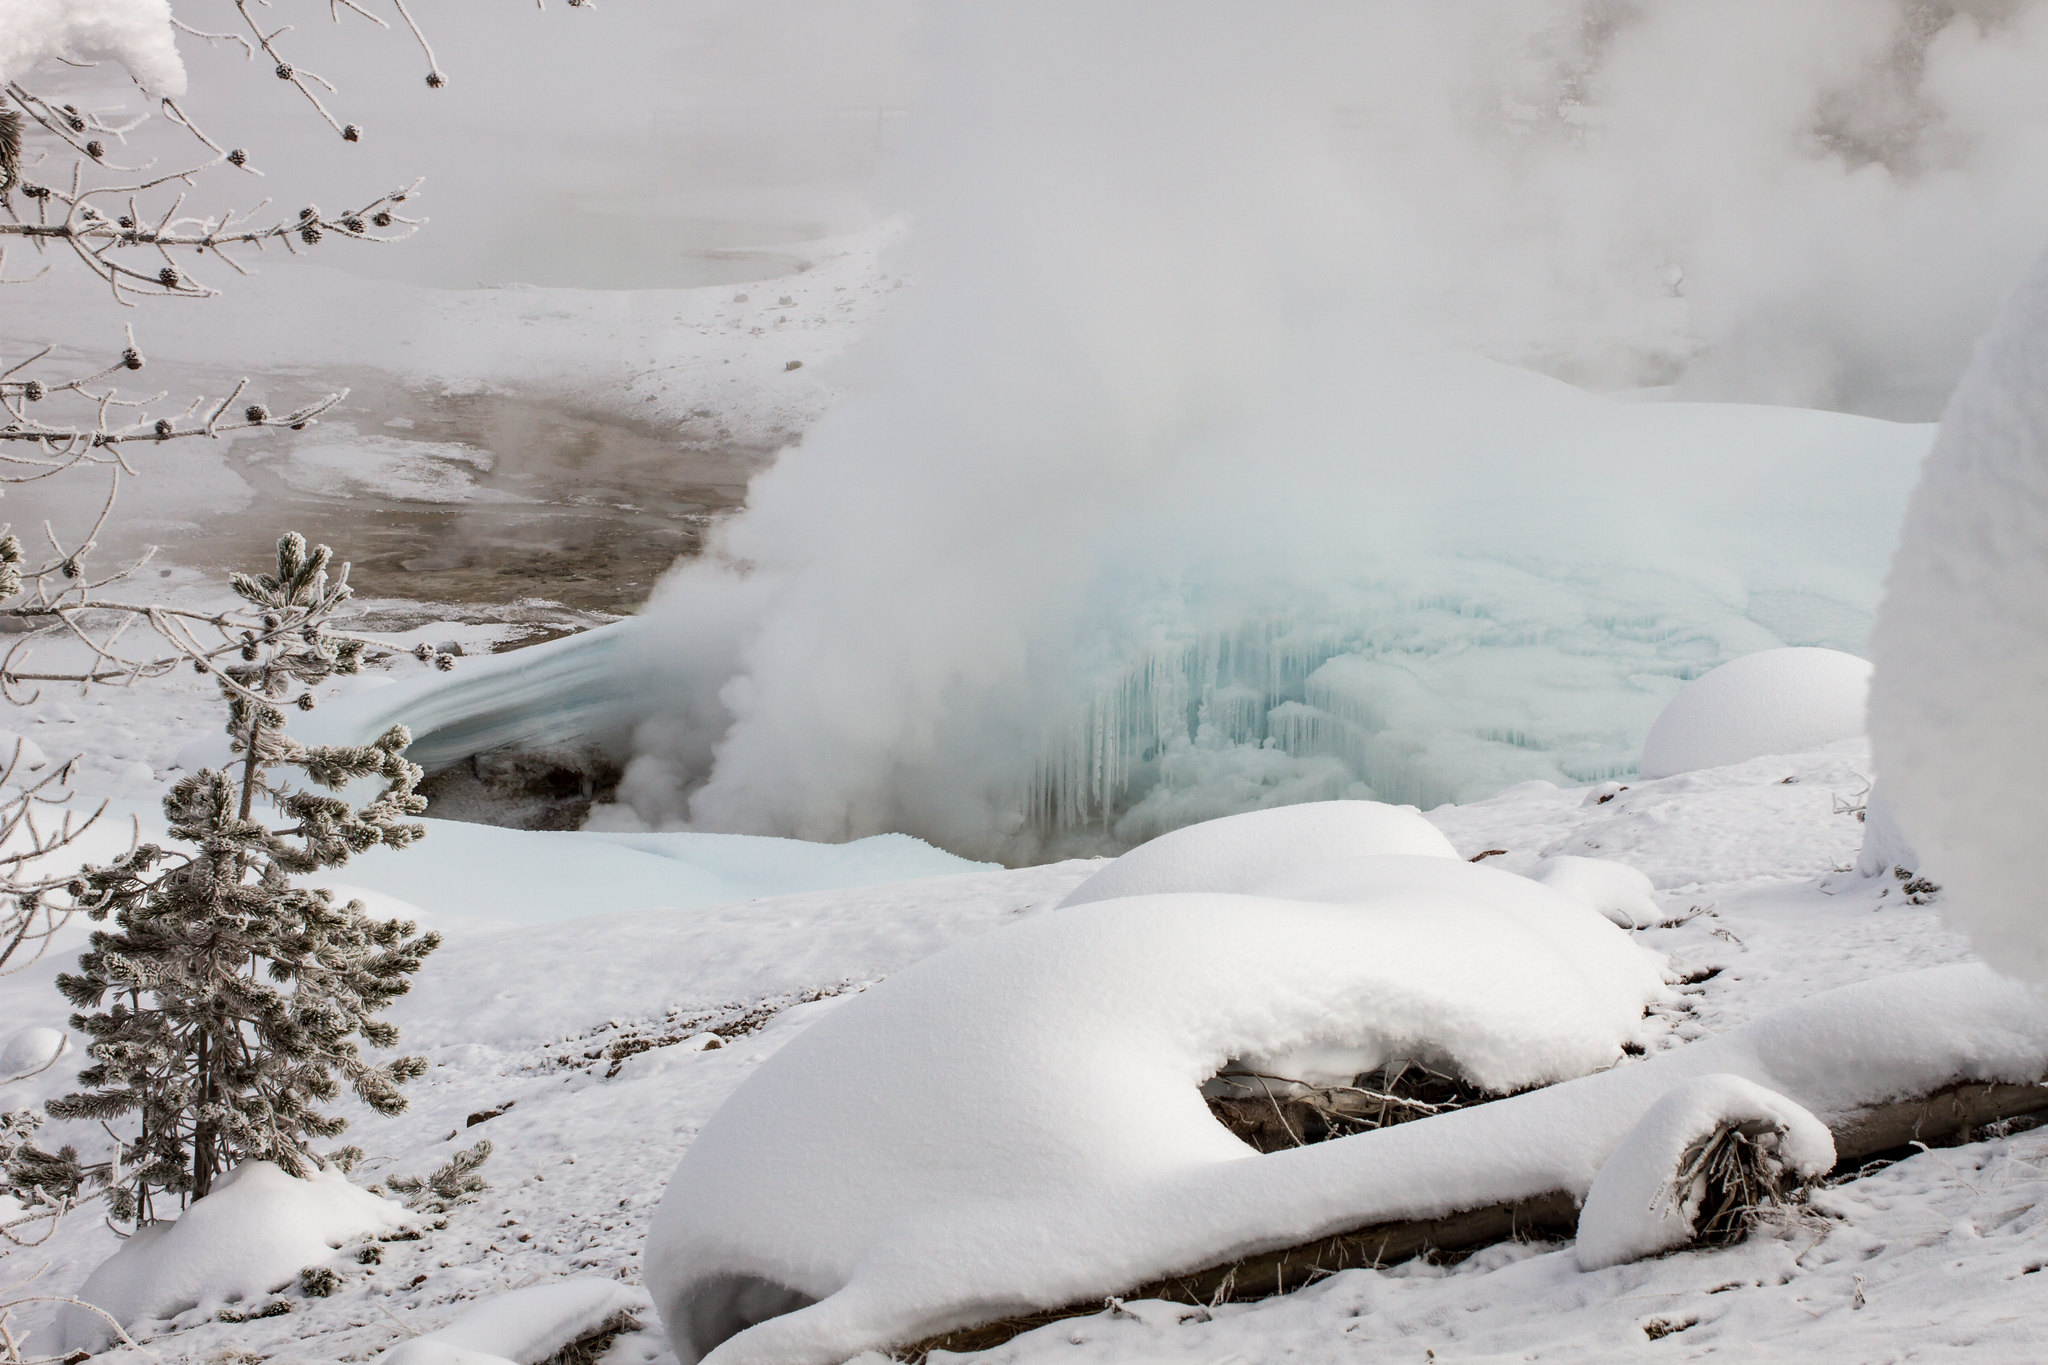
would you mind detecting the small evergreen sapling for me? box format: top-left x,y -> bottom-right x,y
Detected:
43,535 -> 440,1224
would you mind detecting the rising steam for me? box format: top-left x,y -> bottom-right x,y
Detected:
601,0 -> 2048,861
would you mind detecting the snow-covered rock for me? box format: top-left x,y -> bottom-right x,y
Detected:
0,0 -> 184,94
1639,648 -> 1871,779
647,859 -> 1667,1365
0,1026 -> 66,1081
61,1162 -> 414,1352
382,1278 -> 641,1365
1575,1073 -> 1834,1270
1870,248 -> 2048,979
646,960 -> 2048,1365
1056,801 -> 1457,907
1524,856 -> 1663,929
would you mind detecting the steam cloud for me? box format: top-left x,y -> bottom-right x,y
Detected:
602,0 -> 2048,861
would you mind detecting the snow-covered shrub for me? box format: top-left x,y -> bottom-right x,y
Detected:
1057,800 -> 1457,907
1869,248 -> 2048,978
1638,647 -> 1871,779
1575,1074 -> 1834,1270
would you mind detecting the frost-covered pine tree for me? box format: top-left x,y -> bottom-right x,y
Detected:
44,534 -> 440,1224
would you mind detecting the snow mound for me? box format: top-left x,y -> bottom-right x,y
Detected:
1525,856 -> 1662,929
646,959 -> 2048,1365
60,1162 -> 413,1352
1575,1073 -> 1834,1270
1056,801 -> 1457,907
0,729 -> 48,774
1869,249 -> 2048,978
648,861 -> 1665,1365
0,1026 -> 65,1081
382,1278 -> 641,1365
1639,648 -> 1871,779
1854,786 -> 1922,877
0,0 -> 184,94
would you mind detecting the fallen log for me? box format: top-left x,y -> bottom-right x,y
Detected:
902,1076 -> 2048,1360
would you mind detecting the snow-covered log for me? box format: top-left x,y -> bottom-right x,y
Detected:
1574,1074 -> 1834,1271
647,947 -> 2048,1365
908,1065 -> 2048,1357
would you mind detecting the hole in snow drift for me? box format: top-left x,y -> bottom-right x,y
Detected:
1202,1058 -> 1497,1153
673,1274 -> 817,1364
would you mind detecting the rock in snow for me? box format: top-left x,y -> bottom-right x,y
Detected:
1870,246 -> 2048,979
1638,647 -> 1871,780
60,1162 -> 414,1352
1574,1073 -> 1835,1271
1056,799 -> 1457,907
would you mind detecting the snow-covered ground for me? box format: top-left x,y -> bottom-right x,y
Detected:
8,689 -> 2043,1362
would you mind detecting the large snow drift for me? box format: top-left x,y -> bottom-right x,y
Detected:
1638,647 -> 1871,779
61,1162 -> 412,1352
1870,248 -> 2048,979
647,852 -> 1669,1365
1057,800 -> 1455,907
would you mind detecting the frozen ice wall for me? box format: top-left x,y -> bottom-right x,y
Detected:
601,1 -> 2040,861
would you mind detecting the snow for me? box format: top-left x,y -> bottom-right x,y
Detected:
382,1277 -> 641,1365
1526,855 -> 1665,929
1055,799 -> 1456,907
175,624 -> 644,779
651,957 -> 2048,1365
1638,647 -> 1873,780
1869,247 -> 2048,980
0,0 -> 184,95
1856,784 -> 1924,877
0,730 -> 48,773
16,793 -> 985,930
645,848 -> 1669,1365
0,717 -> 2031,1365
1574,1073 -> 1835,1271
59,1161 -> 414,1352
0,1025 -> 66,1081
